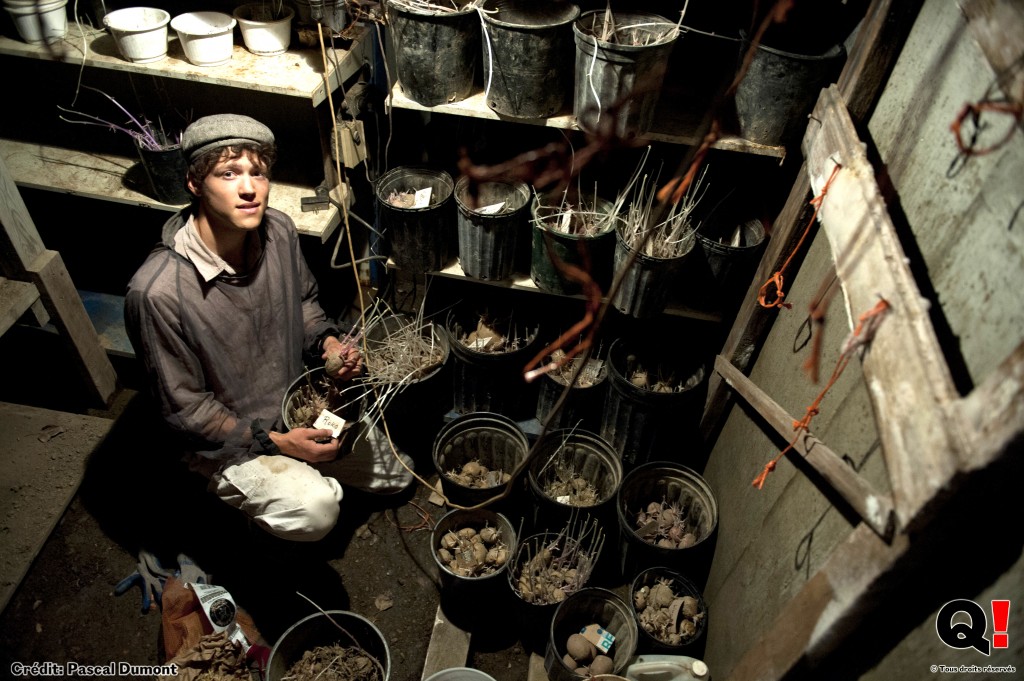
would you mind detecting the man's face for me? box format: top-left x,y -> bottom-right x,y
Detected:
190,150 -> 270,232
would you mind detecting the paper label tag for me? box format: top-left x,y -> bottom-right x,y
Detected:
190,583 -> 238,634
580,623 -> 615,653
413,187 -> 432,208
478,201 -> 505,215
559,210 -> 572,232
467,336 -> 492,350
314,409 -> 346,438
556,495 -> 571,504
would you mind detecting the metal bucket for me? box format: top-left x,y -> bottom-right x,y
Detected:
480,0 -> 580,118
375,165 -> 455,273
267,610 -> 391,681
455,176 -> 531,281
545,587 -> 638,681
432,412 -> 529,509
616,462 -> 718,588
573,10 -> 679,138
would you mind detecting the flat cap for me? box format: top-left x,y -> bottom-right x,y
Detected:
181,114 -> 275,162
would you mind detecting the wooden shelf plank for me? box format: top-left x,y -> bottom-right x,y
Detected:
428,259 -> 722,322
0,138 -> 343,240
0,277 -> 40,337
387,82 -> 786,158
0,24 -> 371,107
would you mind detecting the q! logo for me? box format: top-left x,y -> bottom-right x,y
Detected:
935,599 -> 1011,656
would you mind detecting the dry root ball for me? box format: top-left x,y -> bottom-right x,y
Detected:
287,374 -> 357,430
542,466 -> 599,507
563,634 -> 614,677
282,643 -> 382,681
625,355 -> 702,393
634,499 -> 699,549
445,460 -> 512,489
386,190 -> 418,208
633,580 -> 705,647
459,314 -> 527,354
436,524 -> 509,578
545,349 -> 606,388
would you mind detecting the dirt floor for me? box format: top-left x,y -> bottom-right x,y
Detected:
0,386 -> 525,681
0,366 -> 670,681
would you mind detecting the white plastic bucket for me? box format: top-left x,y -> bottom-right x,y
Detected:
5,0 -> 67,44
103,7 -> 170,63
170,11 -> 236,67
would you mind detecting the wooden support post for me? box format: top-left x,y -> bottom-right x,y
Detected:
714,355 -> 895,539
0,154 -> 117,407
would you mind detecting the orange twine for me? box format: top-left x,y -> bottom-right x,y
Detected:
752,298 -> 891,490
758,163 -> 843,310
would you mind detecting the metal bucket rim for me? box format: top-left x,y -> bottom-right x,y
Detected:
268,609 -> 391,681
574,10 -> 680,50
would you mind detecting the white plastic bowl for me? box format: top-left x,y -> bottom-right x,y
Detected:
170,11 -> 236,67
103,7 -> 170,63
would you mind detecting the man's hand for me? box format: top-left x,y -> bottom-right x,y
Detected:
322,335 -> 363,380
269,428 -> 341,463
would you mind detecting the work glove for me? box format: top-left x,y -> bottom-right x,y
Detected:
114,550 -> 174,614
175,553 -> 209,585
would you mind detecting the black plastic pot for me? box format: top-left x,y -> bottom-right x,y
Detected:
386,0 -> 480,106
527,428 -> 622,533
136,143 -> 191,205
534,351 -> 608,432
599,337 -> 707,470
609,221 -> 695,319
615,461 -> 718,588
375,166 -> 454,273
545,588 -> 638,681
573,11 -> 679,138
686,218 -> 767,310
734,35 -> 847,147
530,200 -> 619,296
455,175 -> 531,281
444,302 -> 541,420
480,0 -> 580,118
630,566 -> 708,652
432,411 -> 529,509
363,312 -> 451,461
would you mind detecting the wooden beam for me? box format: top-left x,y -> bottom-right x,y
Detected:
838,0 -> 926,123
27,250 -> 117,406
801,85 -> 963,532
956,340 -> 1024,470
420,604 -> 471,680
714,355 -> 895,540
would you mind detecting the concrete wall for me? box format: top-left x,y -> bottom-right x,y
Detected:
701,0 -> 1024,678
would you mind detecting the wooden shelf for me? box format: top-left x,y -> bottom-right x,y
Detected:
0,23 -> 372,107
387,82 -> 786,159
393,259 -> 721,322
0,138 -> 346,241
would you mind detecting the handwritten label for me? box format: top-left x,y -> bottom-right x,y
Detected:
313,409 -> 346,438
413,187 -> 432,208
478,201 -> 505,215
467,336 -> 492,350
